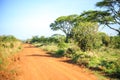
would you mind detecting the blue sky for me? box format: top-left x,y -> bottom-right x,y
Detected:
0,0 -> 118,40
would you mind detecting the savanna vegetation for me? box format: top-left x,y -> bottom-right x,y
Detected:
0,35 -> 22,80
28,33 -> 120,79
26,0 -> 120,79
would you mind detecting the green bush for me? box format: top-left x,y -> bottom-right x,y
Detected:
64,43 -> 81,58
66,48 -> 75,54
71,52 -> 90,66
71,53 -> 81,63
100,60 -> 115,73
88,57 -> 101,68
100,58 -> 120,76
72,22 -> 98,51
70,47 -> 120,79
57,42 -> 67,49
110,36 -> 120,49
55,49 -> 65,57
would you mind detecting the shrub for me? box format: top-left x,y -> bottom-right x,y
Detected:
64,43 -> 80,58
66,48 -> 75,54
55,49 -> 65,57
57,42 -> 67,49
99,58 -> 120,77
88,57 -> 101,68
0,35 -> 22,70
71,52 -> 90,66
40,44 -> 58,52
110,36 -> 120,49
71,53 -> 81,63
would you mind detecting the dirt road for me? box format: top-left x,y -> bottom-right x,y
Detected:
15,44 -> 98,80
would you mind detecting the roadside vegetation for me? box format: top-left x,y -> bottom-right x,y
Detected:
26,0 -> 120,80
27,33 -> 120,79
0,35 -> 22,80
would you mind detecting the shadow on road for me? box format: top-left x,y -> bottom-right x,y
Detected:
26,54 -> 52,57
26,53 -> 76,66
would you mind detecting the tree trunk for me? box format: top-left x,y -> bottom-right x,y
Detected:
65,34 -> 69,43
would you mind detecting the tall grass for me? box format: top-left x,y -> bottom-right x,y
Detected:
0,35 -> 22,79
71,47 -> 120,79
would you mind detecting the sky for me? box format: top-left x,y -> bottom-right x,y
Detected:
0,0 -> 118,40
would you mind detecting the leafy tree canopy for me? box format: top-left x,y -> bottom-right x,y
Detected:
72,22 -> 98,51
79,0 -> 120,35
50,14 -> 78,42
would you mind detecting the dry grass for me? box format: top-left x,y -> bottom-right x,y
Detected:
0,36 -> 22,80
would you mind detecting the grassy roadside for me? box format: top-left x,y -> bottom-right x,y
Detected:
33,42 -> 120,80
0,35 -> 22,80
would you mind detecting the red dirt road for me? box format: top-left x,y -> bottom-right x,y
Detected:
16,44 -> 98,80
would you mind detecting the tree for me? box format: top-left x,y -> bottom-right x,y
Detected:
72,22 -> 98,51
79,0 -> 120,35
30,36 -> 40,43
80,10 -> 112,24
96,0 -> 120,23
96,0 -> 120,35
50,15 -> 78,43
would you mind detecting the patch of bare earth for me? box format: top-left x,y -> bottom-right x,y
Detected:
12,44 -> 98,80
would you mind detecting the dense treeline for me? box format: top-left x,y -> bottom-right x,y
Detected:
27,34 -> 65,44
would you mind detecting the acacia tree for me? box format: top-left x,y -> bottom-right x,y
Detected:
50,15 -> 78,43
96,0 -> 120,23
80,0 -> 120,35
96,0 -> 120,35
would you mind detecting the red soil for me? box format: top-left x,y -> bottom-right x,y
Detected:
14,44 -> 98,80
